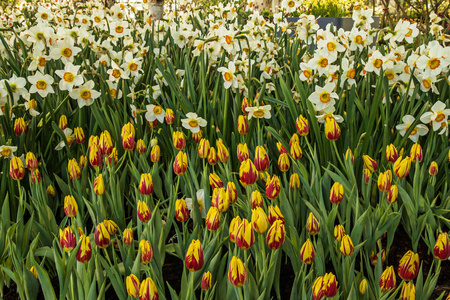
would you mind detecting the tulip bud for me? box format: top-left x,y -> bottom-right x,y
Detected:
364,168 -> 371,184
93,174 -> 105,195
122,131 -> 136,151
192,130 -> 202,143
136,139 -> 146,154
206,206 -> 221,231
201,271 -> 212,291
175,199 -> 189,222
207,147 -> 218,165
398,250 -> 419,281
237,143 -> 250,163
79,155 -> 87,169
250,190 -> 263,209
359,279 -> 368,295
89,143 -> 102,167
126,274 -> 140,298
254,146 -> 270,172
209,173 -> 224,189
429,161 -> 438,176
290,173 -> 300,190
76,235 -> 92,263
290,133 -> 300,146
29,169 -> 41,184
137,200 -> 152,223
241,97 -> 249,115
211,187 -> 230,212
64,195 -> 78,217
340,235 -> 354,256
226,182 -> 238,203
334,225 -> 345,242
330,182 -> 344,204
198,139 -> 210,159
278,153 -> 290,172
88,135 -> 99,149
379,266 -> 396,292
410,143 -> 423,163
104,219 -> 118,235
216,139 -> 229,163
99,130 -> 113,156
345,148 -> 354,163
60,227 -> 76,252
139,278 -> 158,300
173,151 -> 188,175
266,220 -> 285,250
106,148 -> 118,166
139,173 -> 154,196
228,256 -> 247,287
433,232 -> 450,260
74,127 -> 85,144
394,156 -> 411,178
386,184 -> 398,203
185,239 -> 204,272
363,155 -> 378,172
325,117 -> 341,141
276,142 -> 288,154
229,216 -> 242,243
386,144 -> 399,163
323,272 -> 338,298
9,156 -> 25,181
94,222 -> 111,248
172,131 -> 185,150
139,240 -> 153,264
268,205 -> 285,225
306,212 -> 320,235
239,159 -> 258,187
123,228 -> 134,246
236,219 -> 255,250
251,207 -> 269,234
290,142 -> 302,160
30,266 -> 38,279
400,282 -> 416,300
296,114 -> 309,136
59,115 -> 68,130
26,152 -> 39,170
150,145 -> 161,163
68,158 -> 81,181
163,108 -> 174,124
47,185 -> 56,197
371,249 -> 386,265
265,175 -> 281,200
377,170 -> 392,193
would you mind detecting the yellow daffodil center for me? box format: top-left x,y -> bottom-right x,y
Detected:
373,58 -> 382,68
128,62 -> 138,72
429,58 -> 440,69
115,26 -> 124,33
327,42 -> 336,51
189,119 -> 198,127
81,90 -> 91,100
153,106 -> 162,114
63,72 -> 75,82
94,16 -> 101,23
253,109 -> 265,117
435,112 -> 445,122
318,57 -> 328,68
347,69 -> 356,79
41,13 -> 48,19
112,69 -> 121,78
1,148 -> 11,157
110,88 -> 117,97
224,72 -> 233,82
61,48 -> 72,58
36,80 -> 47,90
319,92 -> 331,103
225,35 -> 233,45
422,79 -> 431,89
38,57 -> 46,67
354,35 -> 362,44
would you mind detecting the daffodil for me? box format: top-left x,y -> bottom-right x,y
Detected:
245,105 -> 272,120
181,112 -> 207,133
396,115 -> 429,143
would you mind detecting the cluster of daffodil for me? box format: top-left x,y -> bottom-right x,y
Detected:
0,0 -> 449,299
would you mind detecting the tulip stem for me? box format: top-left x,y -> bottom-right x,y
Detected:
332,141 -> 344,169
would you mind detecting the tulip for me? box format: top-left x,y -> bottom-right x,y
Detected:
379,266 -> 396,292
268,205 -> 285,225
139,174 -> 154,196
209,173 -> 224,189
228,256 -> 247,287
290,133 -> 300,146
67,158 -> 81,181
241,97 -> 249,115
93,174 -> 105,195
371,249 -> 386,266
278,153 -> 290,172
237,143 -> 250,163
60,227 -> 76,252
364,168 -> 371,184
229,216 -> 242,243
13,118 -> 26,136
386,185 -> 398,203
99,130 -> 113,156
206,206 -> 221,231
429,161 -> 438,176
345,148 -> 354,163
201,272 -> 212,291
122,131 -> 136,151
433,232 -> 450,260
165,108 -> 175,124
359,279 -> 368,295
325,117 -> 340,141
139,240 -> 153,264
400,282 -> 416,300
311,277 -> 324,300
175,199 -> 189,222
207,147 -> 218,165
377,170 -> 392,193
126,274 -> 140,298
323,272 -> 338,298
185,239 -> 204,272
64,195 -> 78,217
121,122 -> 135,140
363,155 -> 378,172
139,277 -> 158,300
265,175 -> 281,200
173,151 -> 188,175
74,127 -> 85,144
192,131 -> 202,143
211,188 -> 230,212
89,143 -> 102,167
334,225 -> 345,242
276,142 -> 288,154
410,143 -> 423,163
290,173 -> 300,190
76,235 -> 92,263
137,139 -> 146,154
94,222 -> 111,248
9,156 -> 25,181
216,139 -> 229,163
398,250 -> 419,281
340,235 -> 354,256
236,219 -> 255,250
266,220 -> 285,250
107,148 -> 118,166
251,207 -> 269,234
239,159 -> 258,187
172,131 -> 185,150
227,182 -> 238,203
386,144 -> 399,163
88,135 -> 99,149
290,142 -> 302,159
137,200 -> 152,223
300,238 -> 315,264
306,212 -> 320,235
123,228 -> 134,246
30,169 -> 41,184
47,185 -> 56,197
198,139 -> 210,159
26,152 -> 38,170
394,156 -> 411,178
30,266 -> 38,279
250,190 -> 263,209
104,220 -> 118,235
296,114 -> 309,136
79,155 -> 87,169
59,115 -> 68,130
329,182 -> 344,204
254,146 -> 270,172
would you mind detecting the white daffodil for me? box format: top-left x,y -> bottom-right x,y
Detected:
308,82 -> 339,111
54,62 -> 84,92
23,93 -> 40,117
121,52 -> 143,77
245,105 -> 272,120
0,145 -> 18,158
4,74 -> 27,102
145,104 -> 166,123
55,128 -> 74,151
420,101 -> 450,133
69,80 -> 101,108
49,38 -> 81,64
181,112 -> 207,133
217,61 -> 238,89
107,61 -> 129,83
316,105 -> 344,124
185,189 -> 206,218
396,115 -> 429,143
28,71 -> 55,98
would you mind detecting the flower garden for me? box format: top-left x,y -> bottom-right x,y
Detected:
0,0 -> 450,299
